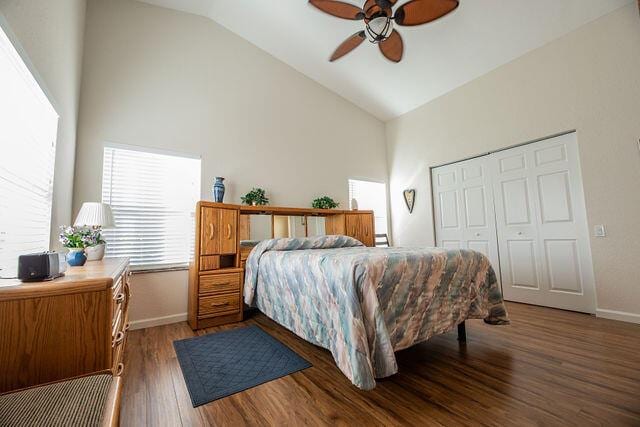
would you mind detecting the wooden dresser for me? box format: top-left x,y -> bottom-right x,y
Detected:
0,257 -> 131,393
189,202 -> 375,330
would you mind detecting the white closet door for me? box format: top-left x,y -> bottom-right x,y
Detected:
491,133 -> 596,313
432,157 -> 501,281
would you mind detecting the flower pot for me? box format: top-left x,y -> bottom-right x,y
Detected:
85,243 -> 106,261
66,248 -> 87,267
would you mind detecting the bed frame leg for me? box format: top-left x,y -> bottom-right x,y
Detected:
457,321 -> 466,343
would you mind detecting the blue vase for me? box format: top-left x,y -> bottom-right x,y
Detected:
213,177 -> 225,203
67,248 -> 87,267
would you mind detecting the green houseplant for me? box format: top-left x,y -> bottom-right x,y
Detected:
311,196 -> 339,209
241,188 -> 269,206
58,226 -> 98,266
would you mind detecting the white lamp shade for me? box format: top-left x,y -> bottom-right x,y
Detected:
74,202 -> 115,228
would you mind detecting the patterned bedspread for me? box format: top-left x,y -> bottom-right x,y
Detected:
244,235 -> 509,390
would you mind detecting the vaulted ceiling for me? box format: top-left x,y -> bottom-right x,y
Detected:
137,0 -> 632,120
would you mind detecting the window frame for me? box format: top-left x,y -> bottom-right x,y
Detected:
101,142 -> 202,272
347,177 -> 391,237
0,18 -> 59,277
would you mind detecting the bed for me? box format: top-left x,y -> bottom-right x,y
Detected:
243,235 -> 509,390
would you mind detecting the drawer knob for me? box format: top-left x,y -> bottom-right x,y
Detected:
211,301 -> 230,307
113,331 -> 125,347
115,362 -> 124,376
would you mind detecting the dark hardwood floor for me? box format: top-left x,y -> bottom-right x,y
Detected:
121,302 -> 640,426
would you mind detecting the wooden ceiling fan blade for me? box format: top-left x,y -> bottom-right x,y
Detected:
394,0 -> 459,26
363,0 -> 397,18
309,0 -> 365,20
363,0 -> 398,10
379,30 -> 403,62
330,31 -> 366,61
375,0 -> 398,9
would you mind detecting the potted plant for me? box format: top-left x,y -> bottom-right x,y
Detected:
83,227 -> 107,261
59,226 -> 89,266
311,196 -> 339,209
241,188 -> 270,206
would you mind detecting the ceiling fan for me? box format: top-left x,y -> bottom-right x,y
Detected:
309,0 -> 459,63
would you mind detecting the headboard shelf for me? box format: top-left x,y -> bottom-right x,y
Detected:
196,201 -> 372,217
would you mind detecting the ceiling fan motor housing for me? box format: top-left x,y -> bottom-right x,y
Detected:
366,15 -> 393,43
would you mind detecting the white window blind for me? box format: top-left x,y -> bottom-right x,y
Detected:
101,145 -> 201,270
0,25 -> 58,277
348,179 -> 388,235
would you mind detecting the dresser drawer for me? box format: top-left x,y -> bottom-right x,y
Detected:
199,272 -> 241,295
198,293 -> 240,317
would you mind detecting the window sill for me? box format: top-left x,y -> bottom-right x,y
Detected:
130,265 -> 189,275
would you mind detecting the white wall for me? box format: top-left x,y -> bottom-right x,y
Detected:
386,4 -> 640,322
0,0 -> 86,248
74,0 -> 387,326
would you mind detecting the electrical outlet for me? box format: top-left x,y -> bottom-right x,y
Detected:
594,224 -> 606,237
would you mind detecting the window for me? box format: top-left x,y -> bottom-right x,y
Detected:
348,179 -> 388,235
101,145 -> 201,270
0,25 -> 59,277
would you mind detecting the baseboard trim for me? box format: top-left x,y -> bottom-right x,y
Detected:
129,313 -> 188,330
596,308 -> 640,324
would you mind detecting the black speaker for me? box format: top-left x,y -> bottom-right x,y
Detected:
17,252 -> 66,282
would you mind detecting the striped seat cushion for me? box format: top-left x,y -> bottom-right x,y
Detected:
0,374 -> 112,427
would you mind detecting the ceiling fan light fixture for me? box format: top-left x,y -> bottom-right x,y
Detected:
366,16 -> 393,43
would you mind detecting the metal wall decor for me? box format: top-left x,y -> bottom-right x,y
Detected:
403,189 -> 415,213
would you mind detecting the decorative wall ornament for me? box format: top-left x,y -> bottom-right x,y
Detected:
403,189 -> 415,213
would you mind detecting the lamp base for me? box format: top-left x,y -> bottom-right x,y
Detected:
85,243 -> 106,261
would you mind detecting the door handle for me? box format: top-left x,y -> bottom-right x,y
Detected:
209,223 -> 214,240
226,224 -> 232,239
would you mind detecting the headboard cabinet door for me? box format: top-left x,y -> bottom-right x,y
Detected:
199,206 -> 238,255
345,213 -> 375,247
219,208 -> 238,255
200,206 -> 220,255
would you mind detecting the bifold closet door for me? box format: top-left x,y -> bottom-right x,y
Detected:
431,157 -> 501,282
491,133 -> 596,313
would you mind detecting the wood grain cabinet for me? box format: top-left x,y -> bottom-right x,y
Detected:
190,202 -> 243,330
345,212 -> 375,247
0,257 -> 130,393
199,205 -> 238,271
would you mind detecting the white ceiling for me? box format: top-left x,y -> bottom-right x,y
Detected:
138,0 -> 632,120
